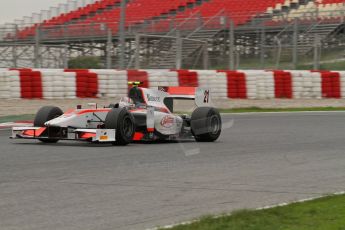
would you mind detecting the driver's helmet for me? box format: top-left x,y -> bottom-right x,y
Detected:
119,97 -> 135,108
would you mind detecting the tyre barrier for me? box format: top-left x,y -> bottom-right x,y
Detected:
175,70 -> 199,87
319,71 -> 341,99
1,69 -> 345,99
218,71 -> 247,99
273,70 -> 293,99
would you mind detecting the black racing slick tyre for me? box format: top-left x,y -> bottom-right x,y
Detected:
191,107 -> 222,142
104,108 -> 135,146
33,106 -> 63,143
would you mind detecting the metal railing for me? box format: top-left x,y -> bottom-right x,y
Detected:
0,8 -> 345,69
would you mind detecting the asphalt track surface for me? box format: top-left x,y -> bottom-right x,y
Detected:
1,112 -> 345,230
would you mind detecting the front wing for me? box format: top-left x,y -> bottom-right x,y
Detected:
11,127 -> 116,143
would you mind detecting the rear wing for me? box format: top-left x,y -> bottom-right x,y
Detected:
158,86 -> 211,108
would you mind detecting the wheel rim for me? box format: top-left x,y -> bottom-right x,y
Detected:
122,116 -> 134,138
210,115 -> 220,135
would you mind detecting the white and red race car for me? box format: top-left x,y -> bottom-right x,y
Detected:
11,83 -> 222,145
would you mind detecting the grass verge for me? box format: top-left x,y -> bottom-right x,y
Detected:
219,107 -> 345,113
297,61 -> 345,70
0,114 -> 34,123
163,194 -> 345,230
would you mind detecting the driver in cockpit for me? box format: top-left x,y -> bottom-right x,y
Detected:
128,85 -> 146,108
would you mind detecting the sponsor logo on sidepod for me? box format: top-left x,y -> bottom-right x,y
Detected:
147,94 -> 160,102
160,115 -> 175,128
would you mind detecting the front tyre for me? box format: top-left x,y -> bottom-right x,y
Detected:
191,107 -> 222,142
104,108 -> 135,146
33,106 -> 63,143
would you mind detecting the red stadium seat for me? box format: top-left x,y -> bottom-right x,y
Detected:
16,0 -> 121,39
16,0 -> 292,39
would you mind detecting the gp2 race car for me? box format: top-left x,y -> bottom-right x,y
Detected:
11,82 -> 222,145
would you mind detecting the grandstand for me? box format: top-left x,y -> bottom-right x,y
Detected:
0,0 -> 345,69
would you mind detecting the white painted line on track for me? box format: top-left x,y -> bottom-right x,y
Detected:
148,190 -> 345,230
257,190 -> 345,210
221,110 -> 345,116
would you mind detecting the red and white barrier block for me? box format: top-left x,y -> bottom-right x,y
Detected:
1,69 -> 345,100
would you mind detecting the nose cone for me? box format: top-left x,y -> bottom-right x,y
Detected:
45,114 -> 75,127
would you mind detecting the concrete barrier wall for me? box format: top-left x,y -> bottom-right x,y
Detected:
0,69 -> 345,99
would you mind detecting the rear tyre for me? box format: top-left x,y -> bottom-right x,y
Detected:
34,106 -> 63,143
104,108 -> 135,146
191,107 -> 222,142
